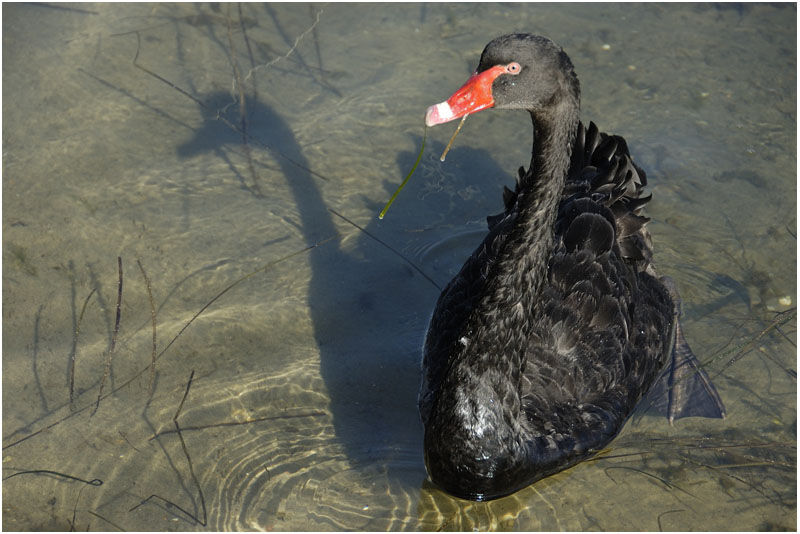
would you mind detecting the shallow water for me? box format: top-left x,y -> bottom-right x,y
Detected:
2,3 -> 795,531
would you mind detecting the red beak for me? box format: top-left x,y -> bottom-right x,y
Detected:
425,65 -> 508,127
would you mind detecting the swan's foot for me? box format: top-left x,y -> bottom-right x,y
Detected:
664,314 -> 727,423
653,277 -> 727,424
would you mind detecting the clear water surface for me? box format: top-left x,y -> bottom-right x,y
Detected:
3,3 -> 795,531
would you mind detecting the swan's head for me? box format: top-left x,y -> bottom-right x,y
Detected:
425,33 -> 580,127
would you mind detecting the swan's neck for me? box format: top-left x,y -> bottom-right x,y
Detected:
491,102 -> 580,309
528,105 -> 579,200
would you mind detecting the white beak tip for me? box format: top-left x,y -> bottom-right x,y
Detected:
425,101 -> 454,127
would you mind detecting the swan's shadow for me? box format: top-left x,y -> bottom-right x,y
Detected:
177,93 -> 511,502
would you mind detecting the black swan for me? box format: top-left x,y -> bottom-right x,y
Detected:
419,34 -> 726,502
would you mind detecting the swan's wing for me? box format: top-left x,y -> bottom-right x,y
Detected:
565,121 -> 654,272
559,122 -> 726,422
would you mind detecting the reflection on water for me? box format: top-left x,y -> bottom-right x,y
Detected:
3,3 -> 795,531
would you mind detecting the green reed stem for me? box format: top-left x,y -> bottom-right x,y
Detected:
379,127 -> 427,220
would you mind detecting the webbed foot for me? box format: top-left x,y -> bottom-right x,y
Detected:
650,277 -> 726,423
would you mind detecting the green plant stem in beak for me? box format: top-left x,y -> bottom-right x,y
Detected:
440,114 -> 468,162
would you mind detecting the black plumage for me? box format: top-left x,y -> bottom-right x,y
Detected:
419,34 -> 725,502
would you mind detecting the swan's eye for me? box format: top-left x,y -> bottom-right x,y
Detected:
506,62 -> 521,75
